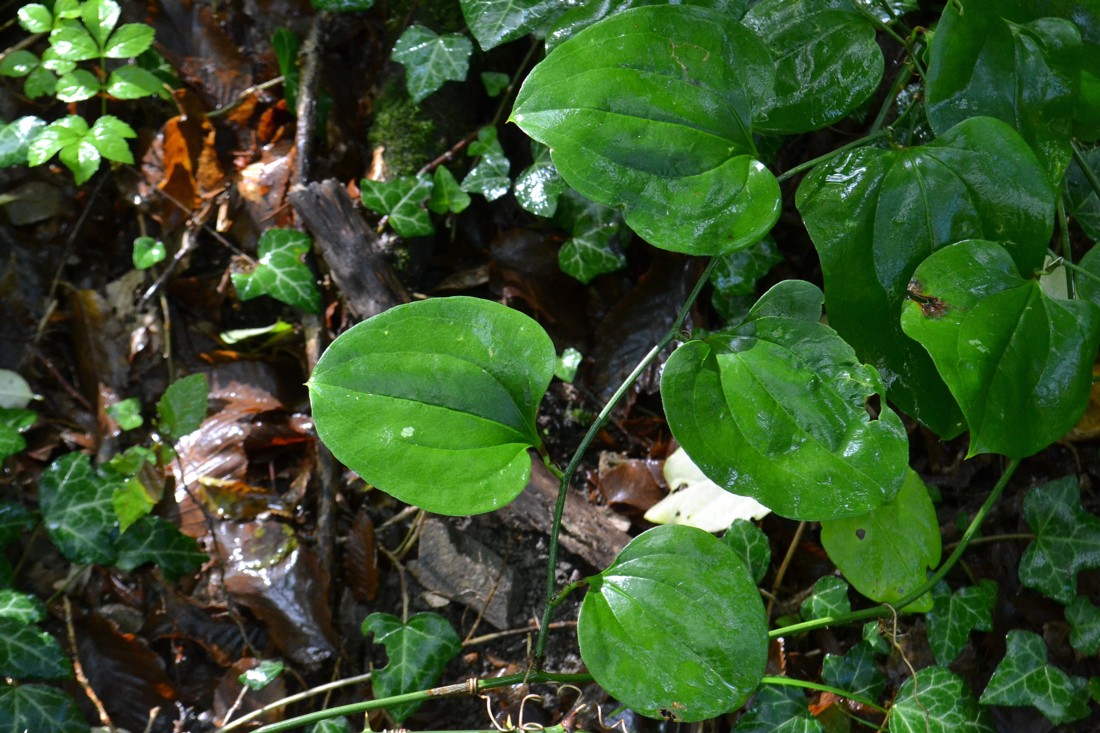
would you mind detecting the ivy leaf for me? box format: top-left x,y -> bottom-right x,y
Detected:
106,65 -> 163,99
360,175 -> 434,238
579,525 -> 767,722
362,612 -> 461,722
901,240 -> 1100,458
427,166 -> 470,214
459,0 -> 566,50
890,666 -> 993,733
863,621 -> 889,654
797,117 -> 1055,438
558,236 -> 626,285
54,68 -> 100,102
512,5 -> 780,256
980,629 -> 1091,725
1066,596 -> 1100,655
742,0 -> 883,133
0,502 -> 36,546
1018,475 -> 1100,604
480,71 -> 509,97
662,280 -> 910,521
0,619 -> 69,680
800,576 -> 851,621
513,143 -> 565,217
232,228 -> 321,313
103,23 -> 155,59
821,642 -> 885,700
0,592 -> 45,625
709,236 -> 781,323
114,516 -> 206,581
721,519 -> 772,585
732,684 -> 821,733
309,718 -> 350,733
156,373 -> 209,442
38,453 -> 118,566
820,470 -> 941,612
925,580 -> 997,666
309,297 -> 556,516
554,188 -> 626,284
0,684 -> 84,733
49,21 -> 98,61
461,126 -> 510,201
392,25 -> 473,104
926,0 -> 1085,179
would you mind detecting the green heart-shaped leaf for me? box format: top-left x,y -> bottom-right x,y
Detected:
900,240 -> 1100,458
511,5 -> 780,256
797,117 -> 1056,438
309,297 -> 555,515
578,525 -> 767,722
662,280 -> 909,521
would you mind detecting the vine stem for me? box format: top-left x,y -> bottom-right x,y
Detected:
761,676 -> 887,714
769,458 -> 1020,639
533,257 -> 721,661
243,671 -> 594,733
775,129 -> 888,184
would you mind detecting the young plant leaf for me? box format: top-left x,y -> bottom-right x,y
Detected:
231,228 -> 321,314
49,21 -> 98,61
890,666 -> 993,733
0,50 -> 39,77
925,580 -> 997,666
554,188 -> 626,284
239,659 -> 284,691
0,370 -> 33,409
662,280 -> 909,521
156,373 -> 209,442
132,236 -> 166,269
721,519 -> 772,585
38,453 -> 118,566
106,397 -> 142,431
0,620 -> 69,680
578,525 -> 767,722
900,240 -> 1100,458
0,684 -> 84,733
82,0 -> 120,49
800,576 -> 851,621
17,5 -> 54,33
459,0 -> 566,50
362,612 -> 461,722
797,116 -> 1055,438
427,166 -> 471,214
54,68 -> 99,102
0,592 -> 45,626
103,23 -> 155,59
511,5 -> 780,256
820,470 -> 941,612
0,117 -> 45,168
980,630 -> 1091,725
106,65 -> 164,99
273,28 -> 300,110
731,684 -> 821,733
23,66 -> 57,99
513,143 -> 565,217
392,25 -> 473,104
309,297 -> 556,515
480,71 -> 509,97
0,503 -> 36,546
821,642 -> 885,701
742,0 -> 883,133
926,0 -> 1087,179
1066,596 -> 1100,655
461,126 -> 510,201
360,175 -> 434,237
114,516 -> 206,581
709,237 -> 781,323
1018,476 -> 1100,604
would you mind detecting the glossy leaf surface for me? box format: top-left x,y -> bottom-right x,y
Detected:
360,175 -> 434,238
926,580 -> 997,666
0,117 -> 45,168
731,684 -> 821,733
391,25 -> 473,103
0,592 -> 45,626
0,684 -> 85,733
980,630 -> 1091,725
890,667 -> 993,733
662,280 -> 909,521
926,0 -> 1087,178
309,297 -> 555,515
820,470 -> 940,612
901,240 -> 1100,458
821,643 -> 885,700
1067,145 -> 1100,242
427,166 -> 470,214
1066,596 -> 1100,655
1018,476 -> 1100,604
460,127 -> 510,201
513,143 -> 565,217
106,65 -> 163,100
512,5 -> 780,256
743,0 -> 882,133
156,373 -> 208,442
578,525 -> 766,721
0,620 -> 68,679
459,0 -> 565,50
38,453 -> 117,566
721,519 -> 771,585
114,516 -> 206,581
797,117 -> 1055,437
554,189 -> 626,284
232,228 -> 321,314
800,576 -> 850,621
362,612 -> 461,722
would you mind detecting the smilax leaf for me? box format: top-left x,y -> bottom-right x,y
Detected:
309,297 -> 555,515
820,470 -> 941,612
362,612 -> 461,722
156,373 -> 209,442
662,280 -> 909,521
980,630 -> 1090,725
901,240 -> 1100,458
512,5 -> 780,256
890,666 -> 993,733
1018,476 -> 1100,604
578,525 -> 767,722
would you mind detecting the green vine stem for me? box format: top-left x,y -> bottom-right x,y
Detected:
769,458 -> 1020,639
761,675 -> 888,714
243,671 -> 594,733
775,129 -> 888,184
534,257 -> 720,660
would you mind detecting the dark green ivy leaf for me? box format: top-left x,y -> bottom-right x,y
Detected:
513,142 -> 565,217
890,666 -> 993,733
732,684 -> 821,733
800,576 -> 850,621
232,228 -> 321,314
459,0 -> 566,50
392,25 -> 473,104
1066,596 -> 1100,655
926,579 -> 997,666
0,502 -> 36,547
427,166 -> 470,214
0,619 -> 69,680
0,683 -> 85,733
980,630 -> 1091,725
114,515 -> 206,581
721,519 -> 771,585
0,591 -> 45,626
821,642 -> 885,701
362,612 -> 461,722
38,453 -> 118,566
461,127 -> 510,201
360,175 -> 434,237
0,117 -> 45,168
1019,476 -> 1100,603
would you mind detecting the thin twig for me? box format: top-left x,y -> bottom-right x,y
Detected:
64,596 -> 116,731
767,521 -> 807,622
